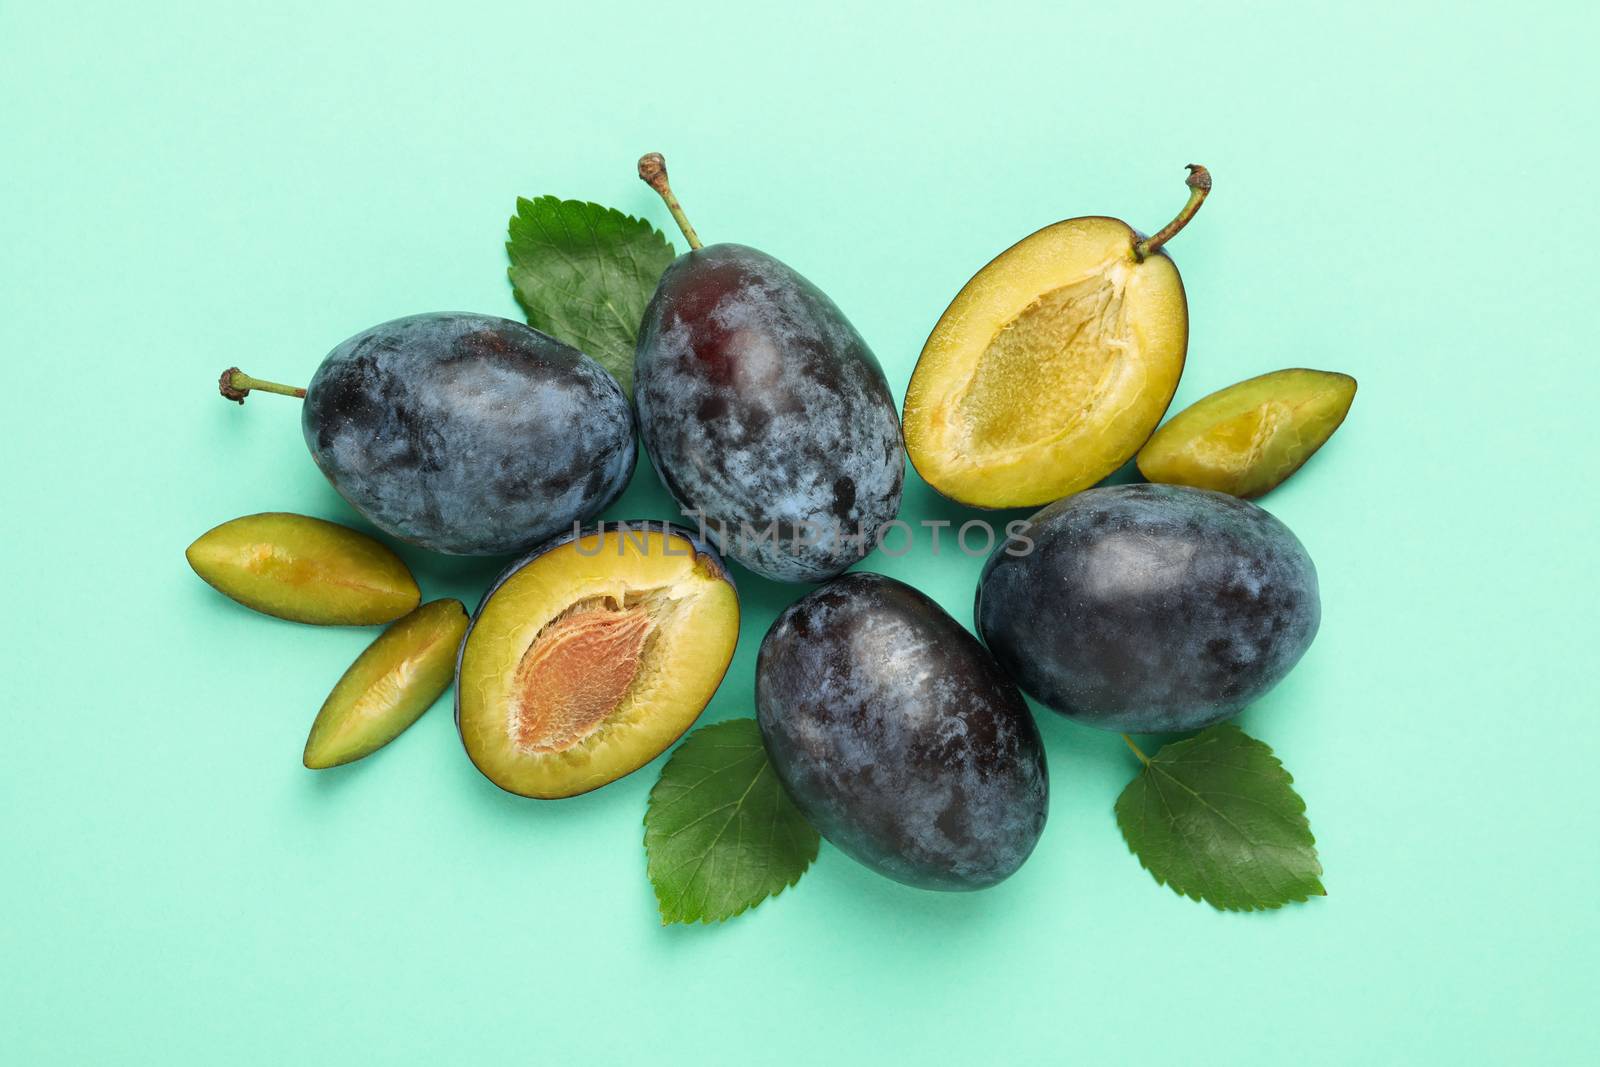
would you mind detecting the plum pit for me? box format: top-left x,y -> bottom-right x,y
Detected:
508,593 -> 666,754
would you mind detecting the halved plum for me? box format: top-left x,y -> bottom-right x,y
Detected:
455,522 -> 739,798
903,168 -> 1209,508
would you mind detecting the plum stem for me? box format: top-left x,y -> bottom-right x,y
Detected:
1134,165 -> 1211,261
1121,734 -> 1150,766
638,152 -> 703,251
219,367 -> 306,404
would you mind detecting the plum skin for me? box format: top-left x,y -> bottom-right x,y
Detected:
757,573 -> 1047,891
303,313 -> 634,556
635,244 -> 904,582
976,484 -> 1320,733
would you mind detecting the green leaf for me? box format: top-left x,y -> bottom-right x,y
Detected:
1115,723 -> 1325,912
506,196 -> 675,399
644,718 -> 820,925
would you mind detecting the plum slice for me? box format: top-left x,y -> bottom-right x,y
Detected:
455,522 -> 739,798
903,167 -> 1210,508
1137,368 -> 1357,498
304,599 -> 469,768
186,512 -> 420,625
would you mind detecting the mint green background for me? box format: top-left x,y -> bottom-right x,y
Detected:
3,2 -> 1594,1062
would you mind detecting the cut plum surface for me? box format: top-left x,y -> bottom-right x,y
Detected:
304,599 -> 468,769
1137,368 -> 1357,498
185,512 -> 420,625
904,169 -> 1210,508
455,523 -> 739,799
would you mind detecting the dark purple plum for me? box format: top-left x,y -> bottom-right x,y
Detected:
757,573 -> 1047,891
634,156 -> 904,582
977,484 -> 1320,733
224,313 -> 634,556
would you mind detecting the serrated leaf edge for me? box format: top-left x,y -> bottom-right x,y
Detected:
643,720 -> 819,926
504,195 -> 675,400
505,195 -> 675,302
1115,723 -> 1326,912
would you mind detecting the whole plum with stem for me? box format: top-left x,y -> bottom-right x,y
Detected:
219,313 -> 634,556
632,153 -> 904,582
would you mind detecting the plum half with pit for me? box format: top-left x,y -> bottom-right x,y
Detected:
757,573 -> 1047,890
977,484 -> 1320,733
455,522 -> 739,798
632,154 -> 904,582
219,313 -> 635,556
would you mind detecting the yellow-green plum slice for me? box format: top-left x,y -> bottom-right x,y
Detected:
455,522 -> 739,799
303,599 -> 469,769
186,512 -> 420,625
903,167 -> 1211,508
1138,369 -> 1357,497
